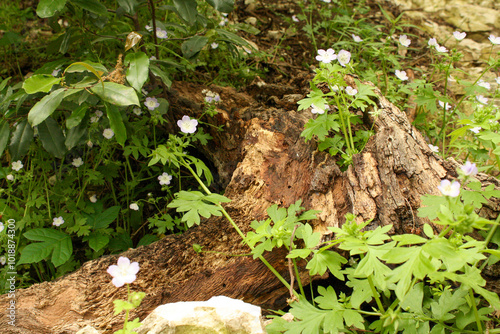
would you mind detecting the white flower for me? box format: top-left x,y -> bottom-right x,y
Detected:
133,107 -> 142,116
103,128 -> 115,139
428,144 -> 439,153
496,77 -> 500,85
145,25 -> 152,32
438,179 -> 460,197
448,75 -> 456,82
89,195 -> 97,203
488,35 -> 500,45
156,28 -> 168,39
460,161 -> 478,176
438,100 -> 452,110
476,95 -> 488,105
129,203 -> 139,211
469,126 -> 481,134
95,110 -> 103,117
428,38 -> 438,47
145,97 -> 159,110
311,103 -> 329,114
107,256 -> 140,288
72,157 -> 84,168
158,172 -> 172,186
395,70 -> 408,81
177,115 -> 198,134
211,42 -> 219,49
142,88 -> 149,96
149,56 -> 156,60
90,116 -> 99,123
399,35 -> 411,47
52,69 -> 61,77
204,90 -> 221,103
352,34 -> 363,42
52,216 -> 65,227
337,49 -> 351,67
477,80 -> 490,90
219,18 -> 229,26
6,174 -> 14,181
0,256 -> 6,265
292,15 -> 299,22
0,222 -> 4,233
345,86 -> 357,96
435,45 -> 448,53
12,160 -> 23,171
321,0 -> 331,2
453,31 -> 466,41
315,48 -> 337,64
87,140 -> 93,148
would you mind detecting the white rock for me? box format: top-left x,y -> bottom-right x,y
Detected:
76,325 -> 101,334
136,296 -> 265,334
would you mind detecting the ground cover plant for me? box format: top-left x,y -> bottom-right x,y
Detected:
1,0 -> 500,332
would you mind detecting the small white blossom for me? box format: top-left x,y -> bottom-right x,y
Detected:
428,144 -> 439,153
460,161 -> 478,176
133,107 -> 142,116
315,48 -> 337,64
149,56 -> 156,60
476,95 -> 488,105
292,15 -> 299,22
156,28 -> 168,39
0,222 -> 4,233
6,174 -> 14,181
53,216 -> 65,227
438,100 -> 452,110
321,0 -> 331,2
477,80 -> 490,90
453,31 -> 466,41
145,25 -> 152,32
129,203 -> 139,211
203,89 -> 220,103
219,18 -> 229,26
345,86 -> 357,96
95,110 -> 103,117
469,126 -> 481,134
103,128 -> 114,139
52,69 -> 61,77
488,35 -> 500,45
72,157 -> 84,168
435,45 -> 448,53
12,160 -> 23,171
395,70 -> 408,81
90,195 -> 97,203
337,49 -> 351,67
438,179 -> 460,197
399,35 -> 411,47
90,116 -> 99,123
352,34 -> 363,42
496,77 -> 500,85
311,103 -> 329,114
211,42 -> 219,49
158,172 -> 172,186
144,97 -> 160,110
177,115 -> 198,134
107,256 -> 140,288
0,256 -> 6,265
87,141 -> 93,148
428,38 -> 438,47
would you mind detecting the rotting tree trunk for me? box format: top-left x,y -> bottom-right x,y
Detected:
1,80 -> 500,334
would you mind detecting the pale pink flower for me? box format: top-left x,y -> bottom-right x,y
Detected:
107,257 -> 140,288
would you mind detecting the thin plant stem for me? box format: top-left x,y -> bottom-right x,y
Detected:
469,288 -> 483,332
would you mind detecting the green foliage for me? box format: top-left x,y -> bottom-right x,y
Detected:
18,228 -> 72,267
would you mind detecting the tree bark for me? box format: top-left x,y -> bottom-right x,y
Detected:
1,80 -> 499,334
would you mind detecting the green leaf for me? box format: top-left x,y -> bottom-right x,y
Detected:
181,36 -> 208,59
105,103 -> 127,146
27,88 -> 66,127
66,105 -> 88,129
19,228 -> 72,267
91,82 -> 139,106
206,0 -> 234,13
23,75 -> 61,94
84,206 -> 121,230
307,249 -> 347,279
37,0 -> 67,18
173,0 -> 198,24
417,194 -> 448,220
9,120 -> 34,160
301,113 -> 340,142
87,233 -> 109,252
150,64 -> 172,88
215,29 -> 250,47
125,52 -> 149,92
65,117 -> 88,150
117,0 -> 138,14
167,191 -> 230,227
0,121 -> 10,158
69,0 -> 108,16
38,117 -> 67,158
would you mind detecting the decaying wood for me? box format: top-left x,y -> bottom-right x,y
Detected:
1,79 -> 499,334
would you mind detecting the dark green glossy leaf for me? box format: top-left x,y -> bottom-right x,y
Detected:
0,121 -> 10,158
173,0 -> 197,25
27,88 -> 66,127
105,103 -> 127,146
36,0 -> 67,18
38,117 -> 67,158
181,36 -> 208,59
66,105 -> 88,129
91,82 -> 139,106
9,120 -> 34,160
206,0 -> 234,13
124,51 -> 149,92
69,0 -> 108,16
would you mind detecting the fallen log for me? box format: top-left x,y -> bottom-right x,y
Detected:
1,80 -> 499,334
